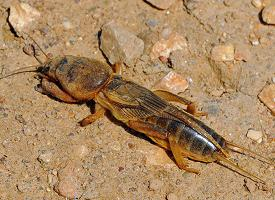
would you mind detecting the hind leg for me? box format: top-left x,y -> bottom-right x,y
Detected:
153,90 -> 207,117
168,135 -> 200,174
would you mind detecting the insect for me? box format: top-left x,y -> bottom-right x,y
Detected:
1,39 -> 273,184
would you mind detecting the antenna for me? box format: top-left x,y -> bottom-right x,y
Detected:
0,65 -> 39,80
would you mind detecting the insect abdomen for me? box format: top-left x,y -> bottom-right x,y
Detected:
147,116 -> 222,160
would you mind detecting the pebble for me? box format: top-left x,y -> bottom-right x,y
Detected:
37,151 -> 53,164
23,43 -> 35,56
258,84 -> 275,115
246,129 -> 263,143
54,162 -> 85,199
17,182 -> 31,193
244,179 -> 257,192
15,114 -> 26,125
145,0 -> 176,10
166,192 -> 178,200
47,172 -> 58,186
37,152 -> 53,164
149,178 -> 164,190
153,71 -> 189,94
62,19 -> 73,30
262,4 -> 275,24
100,21 -> 144,65
8,2 -> 40,36
251,39 -> 260,46
249,33 -> 260,46
251,0 -> 263,8
210,88 -> 224,97
211,44 -> 235,62
146,18 -> 159,27
234,44 -> 251,62
150,32 -> 187,60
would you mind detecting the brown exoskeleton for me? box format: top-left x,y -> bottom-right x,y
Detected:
1,43 -> 273,184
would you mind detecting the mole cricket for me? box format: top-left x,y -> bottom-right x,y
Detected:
1,37 -> 273,184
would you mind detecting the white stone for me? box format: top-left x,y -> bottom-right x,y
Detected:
246,129 -> 263,143
8,2 -> 40,35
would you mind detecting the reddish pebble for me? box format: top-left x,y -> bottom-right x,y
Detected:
258,84 -> 275,116
153,71 -> 188,94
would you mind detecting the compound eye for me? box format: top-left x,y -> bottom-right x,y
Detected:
37,64 -> 50,74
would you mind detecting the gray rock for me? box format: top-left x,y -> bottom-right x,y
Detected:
100,21 -> 144,66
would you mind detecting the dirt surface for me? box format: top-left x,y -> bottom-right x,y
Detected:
0,0 -> 274,199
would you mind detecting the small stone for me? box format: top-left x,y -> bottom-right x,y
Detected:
145,0 -> 176,10
17,182 -> 31,193
54,162 -> 85,199
272,77 -> 275,83
146,19 -> 159,27
15,114 -> 26,125
166,192 -> 178,200
47,173 -> 58,186
8,2 -> 40,36
62,19 -> 73,30
38,151 -> 53,164
246,129 -> 263,143
153,71 -> 188,94
234,44 -> 251,62
251,0 -> 263,8
210,88 -> 224,97
262,4 -> 275,24
23,43 -> 35,56
258,84 -> 275,115
149,179 -> 164,190
150,32 -> 187,60
244,179 -> 257,192
251,39 -> 260,46
211,44 -> 235,62
100,21 -> 144,65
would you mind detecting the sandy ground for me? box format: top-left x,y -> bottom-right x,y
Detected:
0,0 -> 274,199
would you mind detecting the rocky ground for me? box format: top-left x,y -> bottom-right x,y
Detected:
0,0 -> 274,199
